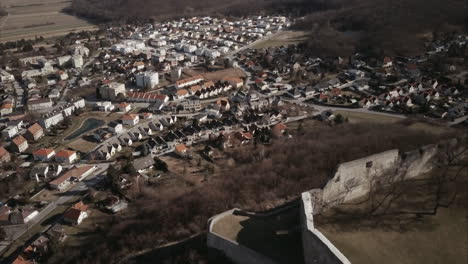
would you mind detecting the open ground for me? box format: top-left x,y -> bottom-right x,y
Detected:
251,30 -> 309,49
0,0 -> 97,42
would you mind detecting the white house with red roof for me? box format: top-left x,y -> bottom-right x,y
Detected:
33,148 -> 56,161
122,114 -> 139,126
55,150 -> 77,164
117,102 -> 132,113
63,201 -> 88,225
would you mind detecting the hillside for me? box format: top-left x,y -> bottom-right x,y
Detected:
294,0 -> 468,56
65,0 -> 328,22
48,121 -> 458,263
67,0 -> 467,56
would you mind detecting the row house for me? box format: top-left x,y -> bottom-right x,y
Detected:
127,92 -> 169,104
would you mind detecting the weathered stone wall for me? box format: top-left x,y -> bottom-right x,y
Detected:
400,144 -> 438,179
301,191 -> 351,264
208,139 -> 463,264
321,149 -> 400,207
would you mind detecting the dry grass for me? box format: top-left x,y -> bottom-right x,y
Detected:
251,30 -> 309,49
202,68 -> 246,81
0,0 -> 96,42
335,111 -> 454,135
65,138 -> 98,153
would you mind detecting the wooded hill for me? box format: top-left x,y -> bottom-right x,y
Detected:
67,0 -> 467,56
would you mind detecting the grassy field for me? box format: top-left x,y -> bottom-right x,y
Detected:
0,0 -> 96,42
335,110 -> 454,135
251,31 -> 309,49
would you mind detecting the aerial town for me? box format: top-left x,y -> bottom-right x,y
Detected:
0,13 -> 467,264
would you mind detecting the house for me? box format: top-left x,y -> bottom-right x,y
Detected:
133,155 -> 155,173
175,89 -> 189,100
33,148 -> 56,161
95,101 -> 115,112
1,125 -> 19,139
46,224 -> 67,242
121,114 -> 139,126
99,82 -> 126,101
140,112 -> 153,120
117,103 -> 132,112
104,196 -> 128,213
49,165 -> 96,191
30,164 -> 62,182
108,122 -> 123,133
0,147 -> 11,163
174,144 -> 190,158
31,235 -> 49,254
25,123 -> 44,141
55,150 -> 77,164
118,135 -> 133,147
222,76 -> 243,88
63,201 -> 88,225
0,101 -> 13,116
11,135 -> 28,153
288,88 -> 302,99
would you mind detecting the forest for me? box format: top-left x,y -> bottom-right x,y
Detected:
49,121 -> 458,263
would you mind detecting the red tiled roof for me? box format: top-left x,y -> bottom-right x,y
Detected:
0,147 -> 9,158
272,123 -> 287,133
72,201 -> 88,211
33,148 -> 55,157
122,114 -> 138,121
27,123 -> 43,135
63,208 -> 82,221
176,89 -> 188,96
176,75 -> 203,86
175,144 -> 188,153
12,135 -> 27,146
0,102 -> 13,109
55,150 -> 76,158
118,103 -> 130,108
12,255 -> 33,264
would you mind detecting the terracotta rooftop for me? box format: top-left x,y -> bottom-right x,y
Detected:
122,114 -> 138,121
12,135 -> 27,146
175,144 -> 188,153
33,148 -> 55,157
63,208 -> 82,221
27,123 -> 43,135
0,147 -> 9,158
55,150 -> 76,158
72,201 -> 88,211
